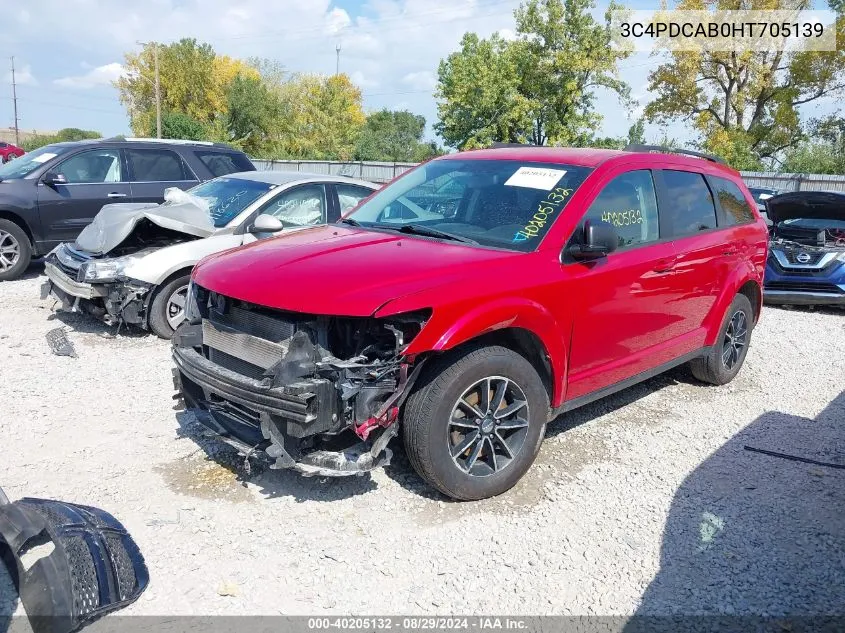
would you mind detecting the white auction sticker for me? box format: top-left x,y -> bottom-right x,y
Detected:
504,167 -> 567,190
31,153 -> 57,164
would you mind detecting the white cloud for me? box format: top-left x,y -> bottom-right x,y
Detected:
326,7 -> 351,35
54,63 -> 125,89
497,28 -> 517,41
402,70 -> 436,91
6,64 -> 37,86
350,70 -> 378,88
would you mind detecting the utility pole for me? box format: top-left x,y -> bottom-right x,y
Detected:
10,56 -> 19,146
136,41 -> 161,138
336,43 -> 341,76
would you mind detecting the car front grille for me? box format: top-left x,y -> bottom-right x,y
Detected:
766,281 -> 844,294
208,304 -> 296,343
207,348 -> 266,381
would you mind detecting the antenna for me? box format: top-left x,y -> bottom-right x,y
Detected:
10,56 -> 19,146
336,42 -> 342,76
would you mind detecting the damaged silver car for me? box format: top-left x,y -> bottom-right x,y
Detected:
41,172 -> 377,338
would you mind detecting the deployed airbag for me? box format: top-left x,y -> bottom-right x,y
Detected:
75,188 -> 215,255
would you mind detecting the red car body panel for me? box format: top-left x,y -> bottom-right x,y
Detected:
191,148 -> 769,410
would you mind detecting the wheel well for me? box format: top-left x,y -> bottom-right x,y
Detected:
0,210 -> 33,245
145,267 -> 194,319
738,280 -> 762,323
443,328 -> 554,402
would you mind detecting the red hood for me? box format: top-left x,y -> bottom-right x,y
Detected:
192,225 -> 520,316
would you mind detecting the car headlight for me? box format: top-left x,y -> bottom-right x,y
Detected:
78,258 -> 127,283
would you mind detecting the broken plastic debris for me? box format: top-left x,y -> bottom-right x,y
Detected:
45,327 -> 77,358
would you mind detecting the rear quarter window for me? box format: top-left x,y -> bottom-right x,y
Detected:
195,151 -> 255,177
710,177 -> 756,225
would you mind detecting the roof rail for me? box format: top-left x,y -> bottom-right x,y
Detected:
490,142 -> 535,149
122,137 -> 218,146
623,144 -> 727,165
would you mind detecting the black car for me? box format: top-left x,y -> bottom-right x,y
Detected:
0,138 -> 255,280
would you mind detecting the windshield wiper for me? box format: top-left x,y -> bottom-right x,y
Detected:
394,224 -> 478,245
340,218 -> 360,227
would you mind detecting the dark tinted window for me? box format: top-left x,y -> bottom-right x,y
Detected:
712,177 -> 756,225
662,170 -> 717,236
582,170 -> 660,249
126,148 -> 191,181
195,151 -> 254,177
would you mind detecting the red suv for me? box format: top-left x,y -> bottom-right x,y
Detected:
0,141 -> 24,163
172,145 -> 768,500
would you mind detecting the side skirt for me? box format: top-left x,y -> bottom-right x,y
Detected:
548,347 -> 711,420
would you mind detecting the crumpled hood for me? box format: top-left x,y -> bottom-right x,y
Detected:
74,201 -> 215,255
766,191 -> 845,224
192,225 -> 520,316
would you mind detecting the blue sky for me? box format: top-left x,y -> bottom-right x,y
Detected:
1,0 -> 834,147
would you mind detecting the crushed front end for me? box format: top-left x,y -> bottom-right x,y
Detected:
42,243 -> 155,329
171,283 -> 429,476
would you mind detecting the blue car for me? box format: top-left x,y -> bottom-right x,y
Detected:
764,191 -> 845,308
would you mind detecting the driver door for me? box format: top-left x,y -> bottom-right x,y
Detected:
563,169 -> 688,402
36,148 -> 131,247
242,184 -> 328,246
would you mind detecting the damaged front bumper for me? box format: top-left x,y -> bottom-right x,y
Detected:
42,254 -> 153,328
171,315 -> 424,478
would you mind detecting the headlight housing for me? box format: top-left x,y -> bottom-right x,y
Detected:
78,258 -> 128,283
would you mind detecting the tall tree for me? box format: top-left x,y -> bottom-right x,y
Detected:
276,74 -> 366,160
435,0 -> 630,149
146,112 -> 207,141
224,73 -> 282,156
116,39 -> 257,135
355,109 -> 438,162
644,0 -> 845,168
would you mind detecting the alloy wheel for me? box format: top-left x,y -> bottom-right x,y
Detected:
166,284 -> 190,330
722,310 -> 748,370
448,376 -> 530,477
0,229 -> 20,272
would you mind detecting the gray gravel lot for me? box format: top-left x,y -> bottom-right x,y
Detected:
1,265 -> 844,620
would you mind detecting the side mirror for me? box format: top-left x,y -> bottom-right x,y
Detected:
43,171 -> 68,186
251,213 -> 284,233
568,220 -> 619,260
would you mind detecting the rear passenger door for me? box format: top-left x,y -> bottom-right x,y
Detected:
655,169 -> 727,349
125,147 -> 199,204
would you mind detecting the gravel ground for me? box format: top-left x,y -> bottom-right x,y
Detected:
1,265 -> 844,621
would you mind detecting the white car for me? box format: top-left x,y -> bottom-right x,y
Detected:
41,171 -> 378,338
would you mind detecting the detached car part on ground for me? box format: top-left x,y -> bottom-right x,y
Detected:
763,191 -> 845,307
41,172 -> 377,338
172,146 -> 769,501
0,487 -> 148,633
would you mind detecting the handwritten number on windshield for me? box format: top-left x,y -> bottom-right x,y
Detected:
513,187 -> 572,242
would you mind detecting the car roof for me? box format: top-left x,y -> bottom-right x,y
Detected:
442,146 -> 740,175
226,170 -> 378,188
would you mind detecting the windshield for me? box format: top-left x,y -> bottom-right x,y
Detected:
0,145 -> 70,180
173,177 -> 275,228
345,159 -> 591,251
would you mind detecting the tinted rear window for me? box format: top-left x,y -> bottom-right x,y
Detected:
711,177 -> 756,226
195,151 -> 255,177
662,170 -> 718,236
127,148 -> 192,181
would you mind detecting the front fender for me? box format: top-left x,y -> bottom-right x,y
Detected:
386,297 -> 569,406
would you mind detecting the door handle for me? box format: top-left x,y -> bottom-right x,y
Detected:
107,192 -> 127,198
653,257 -> 677,273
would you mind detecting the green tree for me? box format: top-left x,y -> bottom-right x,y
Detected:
355,109 -> 436,162
780,115 -> 845,173
21,127 -> 101,151
626,119 -> 646,146
435,0 -> 630,149
644,0 -> 845,166
224,73 -> 282,156
145,112 -> 207,141
276,74 -> 366,160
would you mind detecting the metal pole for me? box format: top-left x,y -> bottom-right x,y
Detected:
336,43 -> 341,75
10,56 -> 19,146
153,43 -> 161,138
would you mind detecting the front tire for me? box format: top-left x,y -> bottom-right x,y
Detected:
690,293 -> 754,385
0,219 -> 32,282
403,345 -> 549,501
148,274 -> 191,339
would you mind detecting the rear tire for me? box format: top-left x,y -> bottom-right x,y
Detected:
690,293 -> 754,385
0,219 -> 32,282
402,345 -> 549,501
148,274 -> 191,339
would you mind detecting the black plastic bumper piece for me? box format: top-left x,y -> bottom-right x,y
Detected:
0,489 -> 149,633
